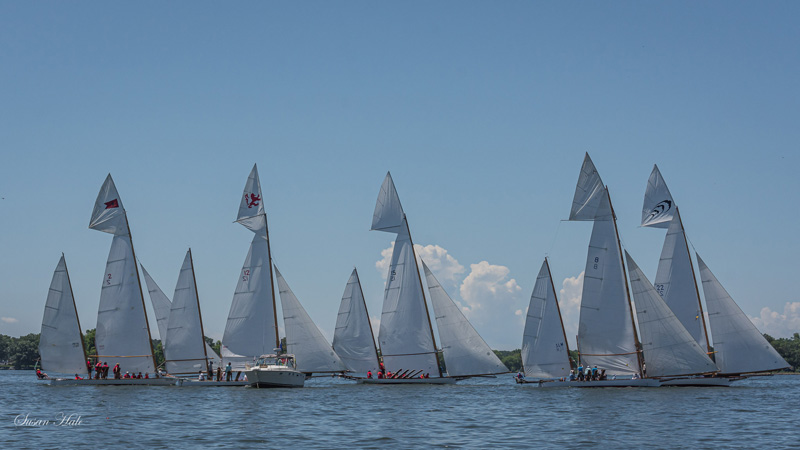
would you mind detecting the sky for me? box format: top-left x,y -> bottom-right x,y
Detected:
1,2 -> 798,351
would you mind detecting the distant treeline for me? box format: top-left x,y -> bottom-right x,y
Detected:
3,331 -> 798,372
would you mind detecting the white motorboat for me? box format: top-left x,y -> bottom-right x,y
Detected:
245,354 -> 305,388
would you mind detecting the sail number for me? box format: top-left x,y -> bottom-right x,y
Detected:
655,284 -> 665,297
105,273 -> 112,285
242,269 -> 250,283
593,257 -> 599,270
390,269 -> 396,282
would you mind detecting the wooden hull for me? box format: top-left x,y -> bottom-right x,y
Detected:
176,379 -> 249,387
658,376 -> 740,387
519,378 -> 660,388
357,377 -> 457,385
245,368 -> 305,388
47,377 -> 179,386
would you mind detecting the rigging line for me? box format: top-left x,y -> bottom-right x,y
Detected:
545,219 -> 566,257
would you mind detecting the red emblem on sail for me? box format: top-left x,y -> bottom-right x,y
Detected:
247,193 -> 261,209
104,199 -> 119,209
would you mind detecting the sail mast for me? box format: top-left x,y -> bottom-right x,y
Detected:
406,217 -> 442,378
675,207 -> 712,356
64,254 -> 90,374
125,213 -> 157,371
546,258 -> 572,361
262,213 -> 280,350
606,189 -> 644,377
188,249 -> 209,363
355,268 -> 381,369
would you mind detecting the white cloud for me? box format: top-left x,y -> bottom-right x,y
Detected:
558,271 -> 584,348
375,241 -> 395,278
1,317 -> 18,324
459,261 -> 522,316
375,241 -> 465,286
749,302 -> 800,339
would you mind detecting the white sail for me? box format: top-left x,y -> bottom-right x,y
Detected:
237,164 -> 267,233
141,264 -> 171,343
371,172 -> 405,233
569,153 -> 606,221
221,232 -> 278,370
275,267 -> 346,373
378,218 -> 441,377
423,262 -> 508,377
39,255 -> 88,375
577,190 -> 640,375
626,252 -> 718,377
653,209 -> 708,349
142,264 -> 220,368
332,269 -> 380,374
164,250 -> 208,375
95,234 -> 155,374
520,259 -> 571,379
698,255 -> 789,374
641,165 -> 675,228
89,174 -> 128,235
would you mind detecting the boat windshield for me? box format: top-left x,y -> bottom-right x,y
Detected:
255,356 -> 296,368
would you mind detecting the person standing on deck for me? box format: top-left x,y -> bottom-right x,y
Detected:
207,360 -> 214,380
102,362 -> 109,379
225,362 -> 232,381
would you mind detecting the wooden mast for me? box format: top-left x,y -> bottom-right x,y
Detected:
125,213 -> 158,372
189,249 -> 210,366
354,268 -> 381,371
546,257 -> 574,369
63,254 -> 90,375
607,189 -> 645,378
675,207 -> 713,356
262,211 -> 280,351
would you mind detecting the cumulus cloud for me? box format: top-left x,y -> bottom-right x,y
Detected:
375,241 -> 395,277
459,261 -> 522,315
749,302 -> 800,339
558,272 -> 584,348
1,317 -> 18,324
375,241 -> 465,286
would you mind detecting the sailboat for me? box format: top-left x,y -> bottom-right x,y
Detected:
332,268 -> 381,376
517,258 -> 572,384
275,267 -> 347,376
641,166 -> 788,384
141,264 -> 225,382
38,255 -> 89,378
221,165 -> 280,374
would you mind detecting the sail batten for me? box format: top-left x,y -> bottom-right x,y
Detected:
39,256 -> 88,375
332,269 -> 380,374
698,255 -> 789,374
275,268 -> 346,373
423,262 -> 508,377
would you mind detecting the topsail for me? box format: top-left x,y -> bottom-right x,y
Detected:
641,165 -> 675,228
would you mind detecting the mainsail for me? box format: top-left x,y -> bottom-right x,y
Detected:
698,255 -> 789,374
641,165 -> 675,228
626,252 -> 717,377
520,259 -> 571,379
423,262 -> 508,377
377,217 -> 441,377
89,175 -> 155,374
164,250 -> 209,376
576,189 -> 640,376
332,269 -> 380,374
39,255 -> 88,375
222,165 -> 279,370
275,267 -> 346,373
569,153 -> 606,221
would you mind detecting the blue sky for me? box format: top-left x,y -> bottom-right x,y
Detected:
1,2 -> 798,350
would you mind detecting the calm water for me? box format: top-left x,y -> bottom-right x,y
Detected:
2,371 -> 798,449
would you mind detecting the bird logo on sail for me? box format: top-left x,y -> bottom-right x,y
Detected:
646,200 -> 672,221
245,193 -> 261,209
104,199 -> 119,209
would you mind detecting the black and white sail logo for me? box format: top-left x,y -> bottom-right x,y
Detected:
647,199 -> 672,222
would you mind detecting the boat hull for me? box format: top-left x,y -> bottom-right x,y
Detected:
46,378 -> 179,386
176,379 -> 249,387
245,368 -> 305,388
519,378 -> 660,388
357,377 -> 457,385
658,376 -> 739,387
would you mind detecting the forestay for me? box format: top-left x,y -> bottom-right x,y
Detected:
332,269 -> 380,374
641,165 -> 675,228
423,262 -> 508,377
626,252 -> 717,377
653,210 -> 707,349
569,153 -> 606,221
222,233 -> 277,370
371,172 -> 405,233
164,250 -> 208,376
39,256 -> 87,375
577,191 -> 639,375
237,164 -> 267,233
521,259 -> 571,379
95,235 -> 155,374
698,255 -> 789,374
275,268 -> 346,373
378,218 -> 440,377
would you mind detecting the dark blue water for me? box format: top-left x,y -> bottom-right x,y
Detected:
2,371 -> 798,449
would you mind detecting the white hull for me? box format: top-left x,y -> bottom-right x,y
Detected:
177,379 -> 249,387
46,377 -> 179,386
357,377 -> 457,385
519,378 -> 660,388
245,368 -> 305,388
658,376 -> 739,387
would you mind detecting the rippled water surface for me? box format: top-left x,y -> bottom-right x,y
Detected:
2,371 -> 798,449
